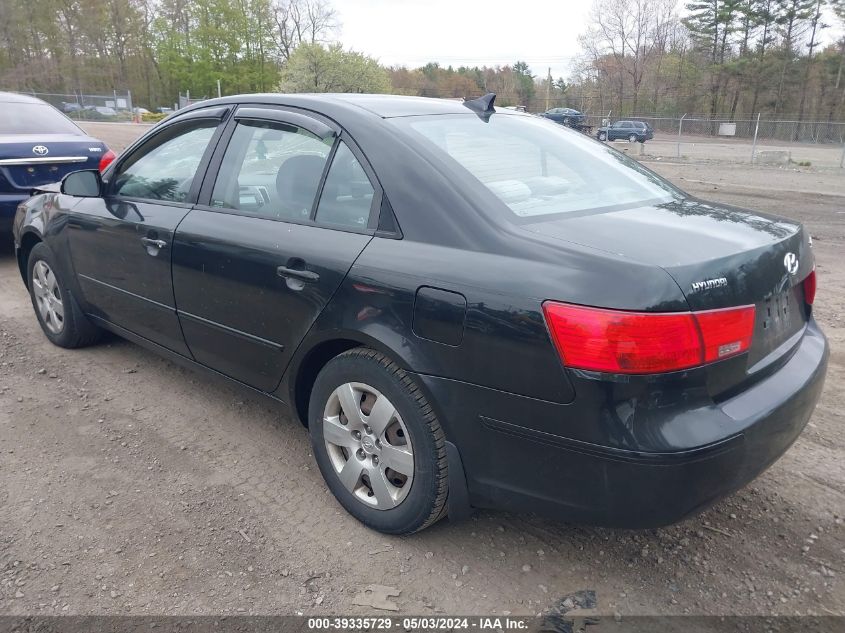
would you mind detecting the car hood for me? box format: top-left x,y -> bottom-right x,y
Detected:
521,197 -> 808,311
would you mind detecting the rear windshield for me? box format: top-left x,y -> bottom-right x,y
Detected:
391,113 -> 680,219
0,102 -> 83,135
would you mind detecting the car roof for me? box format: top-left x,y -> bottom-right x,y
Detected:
0,91 -> 47,105
324,94 -> 473,118
180,93 -> 526,120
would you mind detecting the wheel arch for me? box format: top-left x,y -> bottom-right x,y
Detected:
17,229 -> 44,288
286,331 -> 416,428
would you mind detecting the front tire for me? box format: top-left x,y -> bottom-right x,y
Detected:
598,132 -> 607,141
27,242 -> 100,348
309,348 -> 448,534
629,133 -> 639,143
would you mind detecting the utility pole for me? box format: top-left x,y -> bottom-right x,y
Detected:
546,67 -> 552,112
751,113 -> 761,165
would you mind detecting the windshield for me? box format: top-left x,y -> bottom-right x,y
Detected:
391,113 -> 681,219
0,102 -> 83,135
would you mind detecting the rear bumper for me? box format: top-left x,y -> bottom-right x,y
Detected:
418,320 -> 828,528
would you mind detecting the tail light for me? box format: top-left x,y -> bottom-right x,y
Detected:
542,301 -> 756,374
802,268 -> 816,305
98,149 -> 116,172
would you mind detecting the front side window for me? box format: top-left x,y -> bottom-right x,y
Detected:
112,122 -> 217,202
391,113 -> 681,219
314,141 -> 375,230
210,120 -> 332,221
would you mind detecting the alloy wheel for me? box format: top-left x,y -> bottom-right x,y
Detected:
32,260 -> 64,334
322,382 -> 414,510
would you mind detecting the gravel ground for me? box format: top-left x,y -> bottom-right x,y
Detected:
0,126 -> 842,617
640,134 -> 845,168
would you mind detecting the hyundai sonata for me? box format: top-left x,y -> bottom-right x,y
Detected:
13,93 -> 827,534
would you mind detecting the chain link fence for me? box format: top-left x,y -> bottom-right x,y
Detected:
178,92 -> 208,110
580,115 -> 845,145
17,90 -> 136,121
14,89 -> 215,123
569,114 -> 845,168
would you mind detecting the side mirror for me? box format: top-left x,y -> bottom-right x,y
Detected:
61,170 -> 102,197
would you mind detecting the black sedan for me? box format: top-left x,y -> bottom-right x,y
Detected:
540,106 -> 585,125
13,93 -> 827,535
0,92 -> 116,234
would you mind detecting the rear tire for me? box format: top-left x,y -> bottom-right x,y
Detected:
309,347 -> 448,534
27,242 -> 101,349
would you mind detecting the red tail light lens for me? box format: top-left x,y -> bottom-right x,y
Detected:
98,149 -> 116,172
802,269 -> 816,305
542,302 -> 756,374
694,306 -> 756,363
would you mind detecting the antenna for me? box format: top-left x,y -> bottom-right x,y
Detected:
463,93 -> 496,120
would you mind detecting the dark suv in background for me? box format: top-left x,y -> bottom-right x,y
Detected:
597,120 -> 654,143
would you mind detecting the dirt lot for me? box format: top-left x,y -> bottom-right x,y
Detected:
643,134 -> 845,168
0,125 -> 843,617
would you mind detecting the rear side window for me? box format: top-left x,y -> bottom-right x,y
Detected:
314,141 -> 375,230
210,120 -> 332,221
391,114 -> 680,219
0,102 -> 83,135
112,121 -> 218,202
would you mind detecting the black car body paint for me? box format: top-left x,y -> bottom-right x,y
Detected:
13,94 -> 828,528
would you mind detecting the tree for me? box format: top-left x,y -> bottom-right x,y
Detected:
579,0 -> 680,114
773,0 -> 816,115
513,60 -> 535,104
273,0 -> 338,63
684,0 -> 746,115
280,43 -> 390,93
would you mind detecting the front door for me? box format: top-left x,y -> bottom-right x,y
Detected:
67,116 -> 225,355
172,109 -> 378,392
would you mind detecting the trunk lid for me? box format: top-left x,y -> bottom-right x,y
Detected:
523,197 -> 813,374
0,133 -> 105,194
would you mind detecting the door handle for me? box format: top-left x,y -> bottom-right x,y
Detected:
141,237 -> 167,250
277,266 -> 319,283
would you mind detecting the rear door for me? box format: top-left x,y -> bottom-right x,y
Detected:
612,121 -> 630,140
171,106 -> 377,392
67,108 -> 229,355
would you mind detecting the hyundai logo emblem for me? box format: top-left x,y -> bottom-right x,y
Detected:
32,145 -> 49,156
784,252 -> 799,275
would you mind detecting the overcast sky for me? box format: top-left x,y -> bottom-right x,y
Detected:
331,0 -> 591,79
331,0 -> 843,80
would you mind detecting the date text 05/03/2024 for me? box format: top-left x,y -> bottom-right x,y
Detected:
306,617 -> 530,630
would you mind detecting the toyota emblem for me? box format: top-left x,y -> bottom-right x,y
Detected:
32,145 -> 49,156
784,252 -> 799,275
